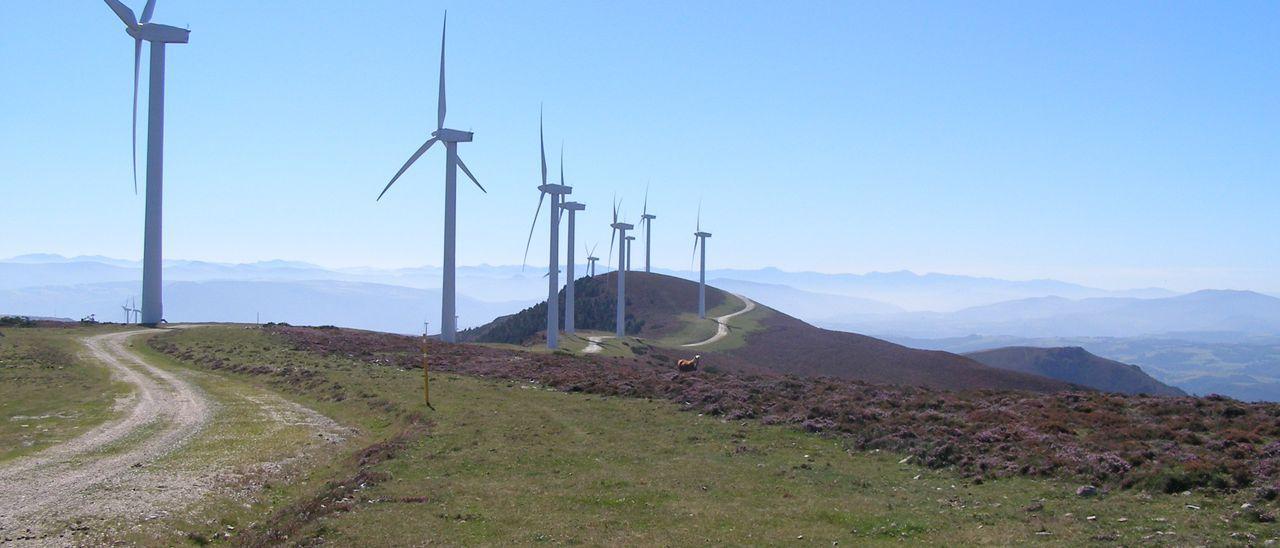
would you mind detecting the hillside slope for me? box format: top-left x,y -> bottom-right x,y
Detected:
461,272 -> 727,343
719,311 -> 1073,392
466,272 -> 1075,393
965,346 -> 1186,396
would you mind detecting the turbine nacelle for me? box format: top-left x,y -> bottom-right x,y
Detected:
432,127 -> 473,143
695,231 -> 712,238
641,214 -> 657,220
560,201 -> 585,211
128,23 -> 190,44
612,222 -> 634,231
538,183 -> 572,195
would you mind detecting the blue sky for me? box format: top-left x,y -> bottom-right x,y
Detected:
1,1 -> 1277,292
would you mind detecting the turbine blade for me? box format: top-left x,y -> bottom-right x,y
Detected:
522,191 -> 546,269
455,155 -> 486,193
377,137 -> 437,200
559,142 -> 565,186
692,235 -> 699,269
437,11 -> 447,130
104,0 -> 137,28
608,229 -> 616,268
696,199 -> 702,232
642,182 -> 649,217
140,0 -> 157,23
539,106 -> 547,185
131,38 -> 141,194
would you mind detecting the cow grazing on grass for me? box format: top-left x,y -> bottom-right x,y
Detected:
677,355 -> 701,372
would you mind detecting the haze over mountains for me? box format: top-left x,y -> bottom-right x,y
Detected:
6,254 -> 1280,401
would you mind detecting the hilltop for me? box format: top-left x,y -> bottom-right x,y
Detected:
465,272 -> 1075,393
965,346 -> 1186,396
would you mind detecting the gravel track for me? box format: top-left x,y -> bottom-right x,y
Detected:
683,294 -> 756,347
0,329 -> 213,543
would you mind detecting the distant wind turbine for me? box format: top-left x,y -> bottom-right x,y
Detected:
121,299 -> 132,324
609,198 -> 634,338
522,114 -> 571,349
376,12 -> 485,344
586,243 -> 599,277
640,184 -> 656,273
130,297 -> 141,324
692,203 -> 713,318
104,0 -> 189,326
560,178 -> 586,334
625,235 -> 636,272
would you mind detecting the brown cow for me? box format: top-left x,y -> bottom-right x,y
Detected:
677,355 -> 701,372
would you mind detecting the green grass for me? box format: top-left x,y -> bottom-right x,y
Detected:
134,326 -> 1279,545
0,326 -> 133,462
112,334 -> 368,546
649,293 -> 771,352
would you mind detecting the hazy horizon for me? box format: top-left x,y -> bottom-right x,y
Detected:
1,251 -> 1239,295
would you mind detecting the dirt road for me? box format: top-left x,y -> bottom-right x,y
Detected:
0,329 -> 346,545
683,294 -> 756,347
583,335 -> 609,354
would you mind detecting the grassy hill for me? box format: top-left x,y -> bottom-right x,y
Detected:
966,346 -> 1187,396
74,323 -> 1277,544
465,272 -> 1077,393
461,272 -> 728,343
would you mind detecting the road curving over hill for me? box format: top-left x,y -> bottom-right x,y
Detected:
683,294 -> 756,348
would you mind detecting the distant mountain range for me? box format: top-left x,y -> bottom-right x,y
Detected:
683,267 -> 1174,311
0,280 -> 529,334
6,254 -> 1280,402
821,290 -> 1280,339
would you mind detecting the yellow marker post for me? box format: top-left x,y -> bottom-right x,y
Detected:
423,321 -> 433,409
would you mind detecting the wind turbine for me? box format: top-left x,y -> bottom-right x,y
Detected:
376,12 -> 485,344
625,235 -> 636,272
522,115 -> 571,349
609,198 -> 634,338
640,184 -> 656,273
692,203 -> 713,319
104,0 -> 189,326
121,299 -> 132,324
560,191 -> 586,335
130,298 -> 141,324
586,243 -> 599,277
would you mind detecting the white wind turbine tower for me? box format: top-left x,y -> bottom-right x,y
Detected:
692,203 -> 713,319
130,298 -> 142,324
104,0 -> 189,326
586,243 -> 599,277
522,116 -> 571,349
609,198 -> 634,338
121,299 -> 132,324
639,185 -> 656,273
625,235 -> 636,272
559,180 -> 586,335
376,12 -> 485,344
